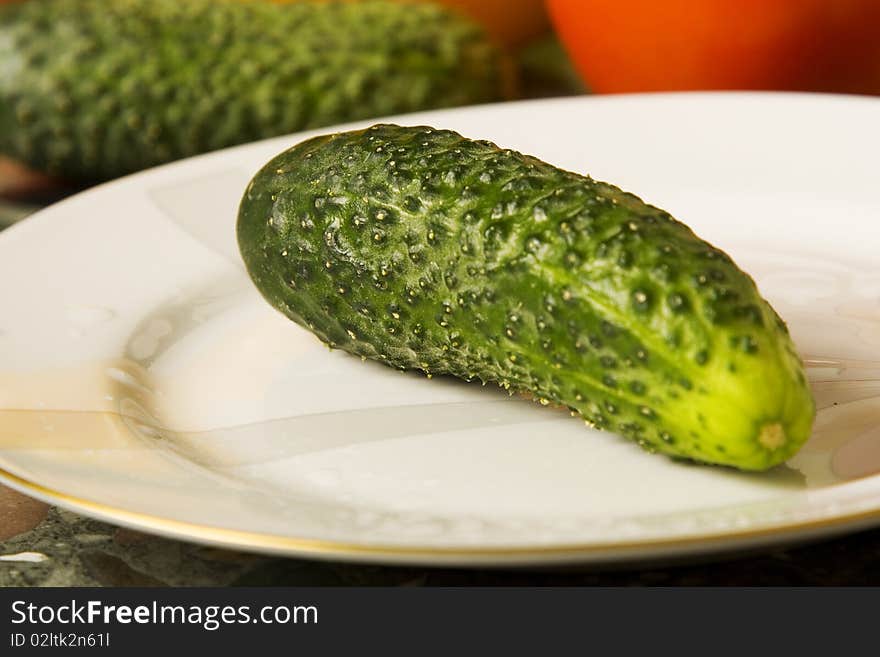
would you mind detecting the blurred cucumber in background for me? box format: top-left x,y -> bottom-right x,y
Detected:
0,0 -> 506,182
0,0 -> 582,210
270,0 -> 552,48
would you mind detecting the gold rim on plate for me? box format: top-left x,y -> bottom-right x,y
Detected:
2,463 -> 879,565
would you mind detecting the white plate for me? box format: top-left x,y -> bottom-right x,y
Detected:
1,93 -> 879,567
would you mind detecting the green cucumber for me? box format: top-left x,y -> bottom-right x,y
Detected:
237,124 -> 815,471
0,0 -> 502,181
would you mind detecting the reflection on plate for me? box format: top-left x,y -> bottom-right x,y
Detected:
1,93 -> 879,565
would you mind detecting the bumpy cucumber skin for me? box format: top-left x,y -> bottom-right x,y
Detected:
0,0 -> 501,181
238,124 -> 815,471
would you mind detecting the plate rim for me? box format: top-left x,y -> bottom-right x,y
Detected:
1,463 -> 879,565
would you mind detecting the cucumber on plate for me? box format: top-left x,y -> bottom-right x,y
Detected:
237,124 -> 815,471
